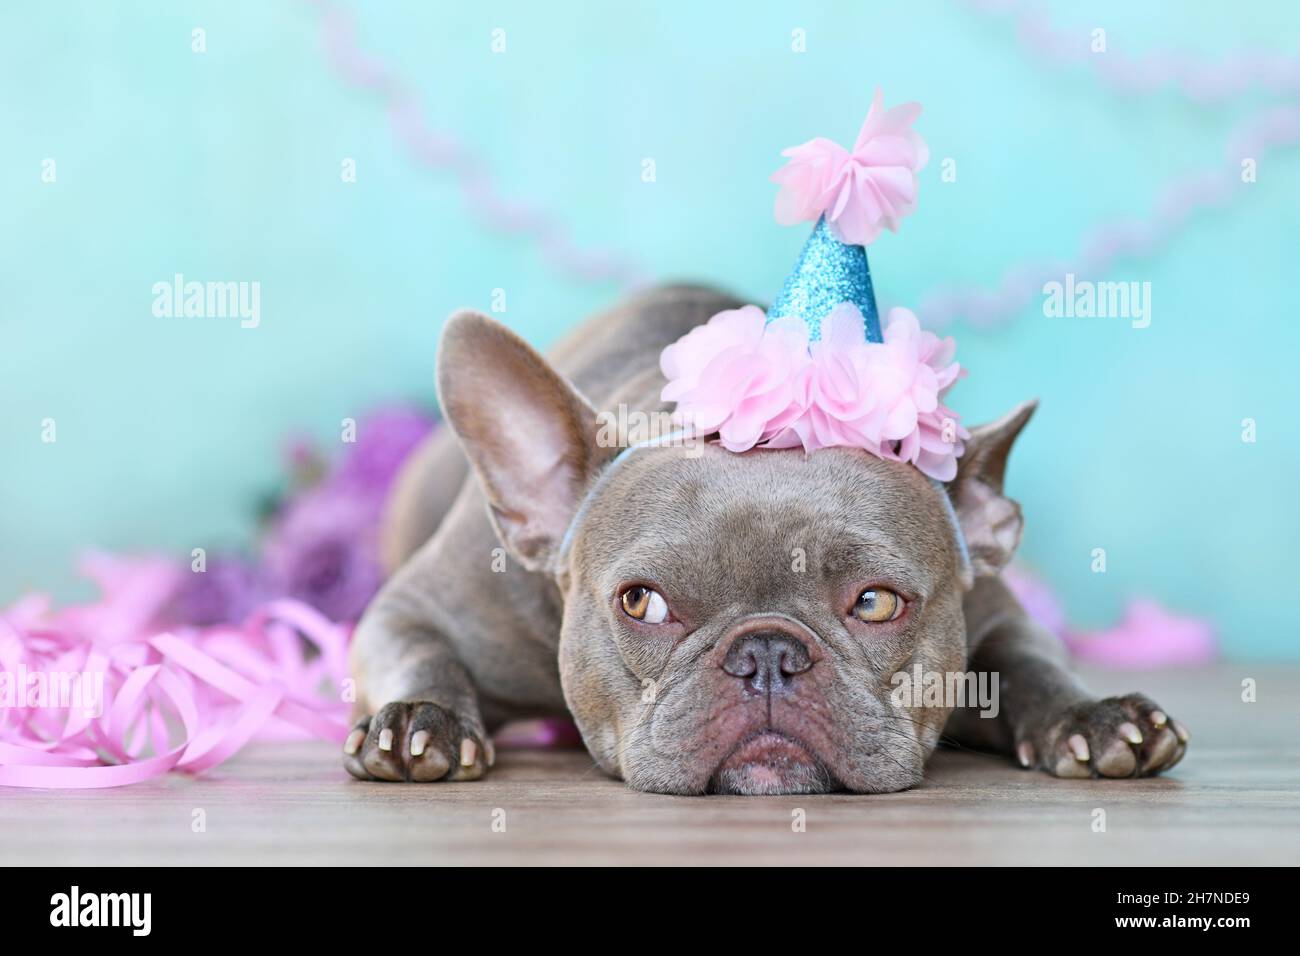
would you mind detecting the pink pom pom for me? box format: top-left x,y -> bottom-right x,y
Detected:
659,304 -> 966,479
771,88 -> 929,245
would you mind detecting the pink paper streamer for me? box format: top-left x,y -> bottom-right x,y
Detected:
309,0 -> 650,289
966,0 -> 1300,102
0,555 -> 352,789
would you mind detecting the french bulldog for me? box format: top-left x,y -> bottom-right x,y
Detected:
344,284 -> 1188,794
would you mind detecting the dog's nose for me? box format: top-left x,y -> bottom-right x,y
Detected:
721,632 -> 813,694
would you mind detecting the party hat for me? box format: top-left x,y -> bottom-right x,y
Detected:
768,216 -> 881,343
659,89 -> 970,481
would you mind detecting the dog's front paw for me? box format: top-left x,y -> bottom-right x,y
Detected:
342,701 -> 493,782
1016,693 -> 1189,779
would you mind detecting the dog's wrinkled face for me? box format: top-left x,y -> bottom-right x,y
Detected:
437,311 -> 1033,795
559,445 -> 968,794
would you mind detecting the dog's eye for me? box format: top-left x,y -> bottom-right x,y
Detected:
620,585 -> 670,624
852,588 -> 903,623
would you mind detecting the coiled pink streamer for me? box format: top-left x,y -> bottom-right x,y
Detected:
0,555 -> 352,789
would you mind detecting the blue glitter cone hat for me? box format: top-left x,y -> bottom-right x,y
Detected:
658,90 -> 971,481
768,216 -> 881,343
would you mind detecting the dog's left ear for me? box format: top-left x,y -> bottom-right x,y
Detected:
947,399 -> 1038,579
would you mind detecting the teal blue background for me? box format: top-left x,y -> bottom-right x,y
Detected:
2,2 -> 1297,658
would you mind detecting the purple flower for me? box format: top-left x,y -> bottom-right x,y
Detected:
254,403 -> 437,623
333,405 -> 436,496
166,554 -> 261,626
260,485 -> 385,622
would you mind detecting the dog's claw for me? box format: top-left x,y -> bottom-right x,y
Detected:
1016,741 -> 1035,768
1117,721 -> 1143,745
1067,734 -> 1090,762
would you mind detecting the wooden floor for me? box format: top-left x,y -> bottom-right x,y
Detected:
4,665 -> 1297,865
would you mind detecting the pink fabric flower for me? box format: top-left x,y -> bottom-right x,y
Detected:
659,305 -> 807,452
771,88 -> 929,245
871,308 -> 968,481
659,303 -> 968,479
767,304 -> 888,454
771,306 -> 966,480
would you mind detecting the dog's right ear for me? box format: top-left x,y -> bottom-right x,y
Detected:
436,311 -> 606,573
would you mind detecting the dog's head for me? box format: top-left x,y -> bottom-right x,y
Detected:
438,311 -> 1035,794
